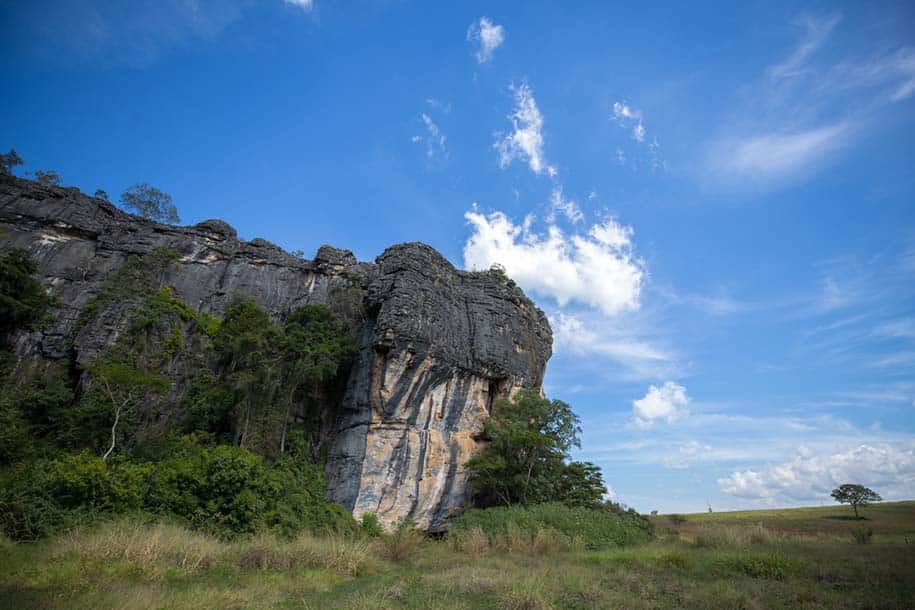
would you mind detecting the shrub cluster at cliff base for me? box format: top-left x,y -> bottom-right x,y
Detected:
450,502 -> 654,550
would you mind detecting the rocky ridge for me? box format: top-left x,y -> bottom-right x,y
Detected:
0,174 -> 552,530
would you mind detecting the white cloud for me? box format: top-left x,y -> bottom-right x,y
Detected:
464,210 -> 643,315
495,83 -> 557,177
875,318 -> 915,339
718,442 -> 915,504
711,122 -> 852,181
631,122 -> 646,142
284,0 -> 314,11
549,186 -> 583,224
412,113 -> 447,159
664,441 -> 713,469
632,381 -> 689,428
767,13 -> 841,83
552,312 -> 670,362
612,102 -> 642,122
467,17 -> 505,64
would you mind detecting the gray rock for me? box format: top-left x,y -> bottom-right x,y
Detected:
0,174 -> 552,530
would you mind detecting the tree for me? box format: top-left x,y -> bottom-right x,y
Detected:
0,149 -> 23,175
86,359 -> 169,461
0,248 -> 56,344
34,170 -> 61,186
466,389 -> 607,508
93,189 -> 109,201
831,484 -> 882,519
120,182 -> 179,223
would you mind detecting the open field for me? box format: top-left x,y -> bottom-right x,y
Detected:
2,502 -> 914,609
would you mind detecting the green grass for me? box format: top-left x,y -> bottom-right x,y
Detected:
2,502 -> 915,609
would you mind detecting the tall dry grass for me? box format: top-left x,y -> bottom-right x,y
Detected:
58,518 -> 374,576
693,523 -> 776,549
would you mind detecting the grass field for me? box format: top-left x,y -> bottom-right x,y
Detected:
2,501 -> 914,609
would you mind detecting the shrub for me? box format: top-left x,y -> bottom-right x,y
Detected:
716,551 -> 795,580
378,517 -> 425,562
669,514 -> 686,525
360,513 -> 383,538
450,502 -> 653,551
851,527 -> 874,544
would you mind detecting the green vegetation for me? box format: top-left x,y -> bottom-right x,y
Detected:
34,169 -> 62,186
1,502 -> 913,608
120,182 -> 180,223
0,149 -> 23,175
832,483 -> 883,518
0,248 -> 359,545
0,248 -> 56,343
450,502 -> 653,550
465,390 -> 606,509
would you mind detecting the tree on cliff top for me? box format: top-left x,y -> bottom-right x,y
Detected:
120,183 -> 179,223
466,389 -> 606,508
0,149 -> 23,175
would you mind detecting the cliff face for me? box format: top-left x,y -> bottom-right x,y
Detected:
0,175 -> 552,531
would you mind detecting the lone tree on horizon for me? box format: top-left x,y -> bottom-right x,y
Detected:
120,182 -> 179,223
831,483 -> 882,519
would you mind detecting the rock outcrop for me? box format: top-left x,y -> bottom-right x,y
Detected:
0,174 -> 552,531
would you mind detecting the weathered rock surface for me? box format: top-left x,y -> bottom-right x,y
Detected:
0,174 -> 552,530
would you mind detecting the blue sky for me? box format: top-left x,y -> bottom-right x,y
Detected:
2,0 -> 914,512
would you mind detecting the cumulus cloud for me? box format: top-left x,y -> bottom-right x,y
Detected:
463,210 -> 644,316
718,443 -> 915,504
284,0 -> 314,10
467,17 -> 505,64
632,382 -> 689,428
495,83 -> 557,177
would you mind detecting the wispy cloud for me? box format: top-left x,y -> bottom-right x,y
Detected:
711,122 -> 852,182
284,0 -> 314,11
549,186 -> 583,224
704,12 -> 915,188
495,83 -> 557,176
550,312 -> 675,381
467,17 -> 505,64
611,101 -> 663,170
412,112 -> 447,160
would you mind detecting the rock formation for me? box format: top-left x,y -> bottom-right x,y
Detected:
0,174 -> 552,531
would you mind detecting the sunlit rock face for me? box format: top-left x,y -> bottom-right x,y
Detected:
0,174 -> 552,531
327,243 -> 551,531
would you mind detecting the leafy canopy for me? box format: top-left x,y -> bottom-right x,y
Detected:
831,483 -> 882,518
0,248 -> 56,344
0,149 -> 23,175
466,389 -> 606,508
120,182 -> 179,223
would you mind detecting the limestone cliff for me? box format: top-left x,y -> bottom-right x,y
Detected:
0,174 -> 552,531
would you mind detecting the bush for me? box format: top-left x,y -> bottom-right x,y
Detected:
450,502 -> 653,551
378,517 -> 425,562
360,513 -> 383,538
851,527 -> 874,544
669,514 -> 686,525
716,551 -> 795,580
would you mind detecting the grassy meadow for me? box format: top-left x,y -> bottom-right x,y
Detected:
2,501 -> 914,609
